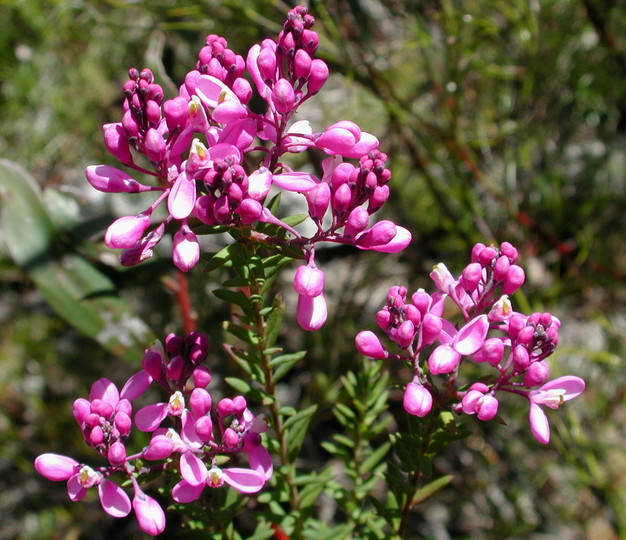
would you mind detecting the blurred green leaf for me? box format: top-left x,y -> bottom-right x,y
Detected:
0,159 -> 152,362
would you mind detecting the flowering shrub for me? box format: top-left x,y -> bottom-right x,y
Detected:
31,6 -> 584,537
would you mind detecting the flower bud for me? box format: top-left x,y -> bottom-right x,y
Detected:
344,206 -> 369,236
403,382 -> 433,417
193,366 -> 212,388
523,360 -> 550,387
354,330 -> 388,359
503,264 -> 525,294
190,388 -> 212,418
104,213 -> 152,249
103,123 -> 134,165
293,265 -> 325,298
305,182 -> 331,221
307,59 -> 329,94
473,337 -> 504,366
163,97 -> 189,131
108,441 -> 127,466
172,225 -> 200,272
461,262 -> 483,292
272,78 -> 295,114
513,344 -> 530,371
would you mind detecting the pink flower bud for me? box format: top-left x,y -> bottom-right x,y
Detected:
305,182 -> 331,220
86,165 -> 148,193
330,162 -> 355,190
114,412 -> 132,437
294,49 -> 312,79
307,59 -> 329,94
476,394 -> 499,420
142,349 -> 163,381
500,241 -> 518,262
166,355 -> 183,381
461,262 -> 483,292
396,320 -> 416,348
523,360 -> 550,387
34,453 -> 80,481
190,388 -> 212,418
232,78 -> 253,104
471,242 -> 486,263
293,265 -> 325,298
144,128 -> 166,163
217,398 -> 235,417
73,398 -> 90,425
195,415 -> 213,441
368,185 -> 389,213
104,213 -> 152,249
142,435 -> 174,460
513,344 -> 530,371
172,225 -> 200,272
403,382 -> 433,417
420,313 -> 443,346
354,330 -> 388,359
473,337 -> 504,366
223,427 -> 240,448
272,78 -> 295,114
344,206 -> 369,236
356,221 -> 396,248
238,198 -> 263,225
493,255 -> 511,282
257,47 -> 277,82
232,395 -> 247,415
503,265 -> 525,294
108,441 -> 127,466
478,246 -> 498,266
103,123 -> 133,165
193,366 -> 212,388
332,183 -> 352,213
163,97 -> 189,131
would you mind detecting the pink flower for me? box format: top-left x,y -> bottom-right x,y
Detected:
354,330 -> 388,359
131,478 -> 166,536
172,464 -> 267,502
528,376 -> 585,443
296,292 -> 327,331
427,315 -> 489,375
34,455 -> 131,518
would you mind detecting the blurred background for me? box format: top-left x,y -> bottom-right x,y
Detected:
0,0 -> 624,538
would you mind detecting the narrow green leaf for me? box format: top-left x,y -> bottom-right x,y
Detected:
411,474 -> 455,506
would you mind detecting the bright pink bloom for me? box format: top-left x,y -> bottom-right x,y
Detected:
132,480 -> 166,536
296,292 -> 327,331
528,376 -> 585,444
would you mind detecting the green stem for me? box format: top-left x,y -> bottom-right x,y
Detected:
248,278 -> 302,535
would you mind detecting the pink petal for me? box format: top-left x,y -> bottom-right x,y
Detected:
133,490 -> 166,536
180,452 -> 208,486
539,376 -> 585,401
247,168 -> 272,201
356,224 -> 412,253
223,468 -> 266,493
427,344 -> 461,375
213,100 -> 248,123
120,370 -> 153,401
85,165 -> 148,193
296,293 -> 327,331
171,479 -> 204,503
247,446 -> 273,481
142,434 -> 175,460
195,75 -> 229,107
67,475 -> 87,501
207,143 -> 241,162
453,315 -> 489,356
34,453 -> 80,481
529,401 -> 550,444
218,118 -> 256,150
89,378 -> 119,405
272,172 -> 319,192
168,171 -> 196,220
98,479 -> 132,518
340,131 -> 379,158
104,214 -> 152,249
135,403 -> 168,432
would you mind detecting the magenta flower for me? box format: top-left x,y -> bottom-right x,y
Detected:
528,376 -> 585,443
34,454 -> 131,518
403,382 -> 433,417
427,315 -> 489,375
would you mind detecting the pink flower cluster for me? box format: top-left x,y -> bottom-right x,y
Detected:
86,6 -> 411,330
35,331 -> 272,536
355,242 -> 585,443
